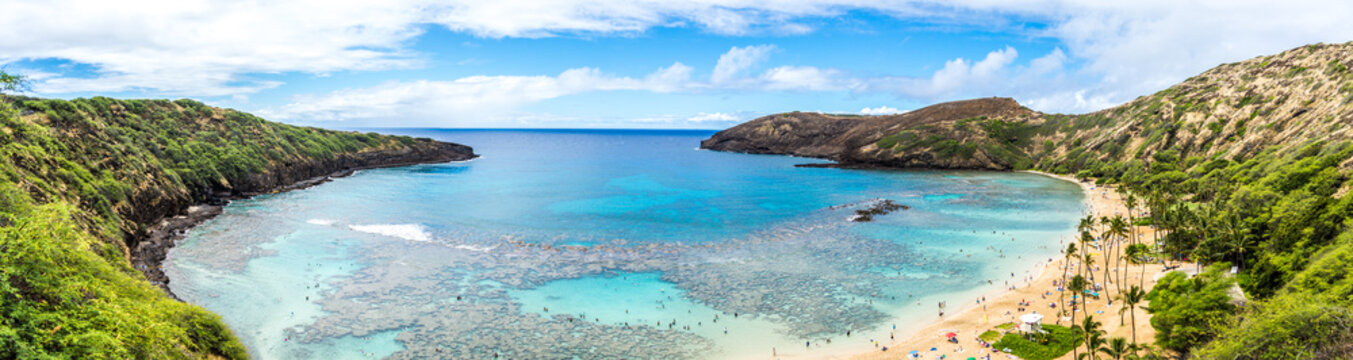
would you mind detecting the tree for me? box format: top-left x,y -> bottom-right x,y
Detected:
1068,274 -> 1089,360
1082,253 -> 1097,284
1080,315 -> 1106,360
1146,267 -> 1237,357
1100,337 -> 1131,360
1105,215 -> 1130,294
1221,213 -> 1250,270
1060,242 -> 1078,325
1079,230 -> 1096,281
0,71 -> 29,94
1118,285 -> 1147,347
1079,214 -> 1098,234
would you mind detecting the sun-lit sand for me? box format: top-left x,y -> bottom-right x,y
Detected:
812,172 -> 1166,360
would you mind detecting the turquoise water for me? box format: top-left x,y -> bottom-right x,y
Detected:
164,129 -> 1085,359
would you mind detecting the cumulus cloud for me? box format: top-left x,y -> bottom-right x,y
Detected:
760,66 -> 849,91
1,0 -> 426,96
260,45 -> 1079,126
257,64 -> 696,125
712,45 -> 775,84
894,46 -> 1018,99
859,106 -> 904,115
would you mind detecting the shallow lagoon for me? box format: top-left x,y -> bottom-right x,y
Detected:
165,129 -> 1084,359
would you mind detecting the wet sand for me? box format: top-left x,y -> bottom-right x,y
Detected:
805,172 -> 1165,360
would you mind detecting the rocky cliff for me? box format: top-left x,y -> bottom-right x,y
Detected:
0,96 -> 474,359
702,97 -> 1041,169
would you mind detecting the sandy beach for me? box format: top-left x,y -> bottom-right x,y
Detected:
822,172 -> 1167,360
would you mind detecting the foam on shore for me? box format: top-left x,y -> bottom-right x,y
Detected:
348,223 -> 432,242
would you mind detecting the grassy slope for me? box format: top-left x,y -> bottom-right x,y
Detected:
0,96 -> 453,359
762,42 -> 1353,358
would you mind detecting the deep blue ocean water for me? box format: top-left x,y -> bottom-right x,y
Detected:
165,129 -> 1085,359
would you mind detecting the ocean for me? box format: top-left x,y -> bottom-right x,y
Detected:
164,129 -> 1085,359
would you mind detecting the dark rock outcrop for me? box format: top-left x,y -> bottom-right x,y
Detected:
701,97 -> 1036,169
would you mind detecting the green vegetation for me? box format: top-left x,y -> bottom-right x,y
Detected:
1035,131 -> 1353,358
871,116 -> 1036,169
853,44 -> 1353,358
0,201 -> 247,359
759,42 -> 1353,359
0,71 -> 452,359
991,324 -> 1080,360
1145,266 -> 1237,354
1010,46 -> 1353,359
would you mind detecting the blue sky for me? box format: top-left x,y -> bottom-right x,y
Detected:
5,1 -> 1353,129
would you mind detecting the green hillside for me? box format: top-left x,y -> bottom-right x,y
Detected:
705,42 -> 1353,359
1034,43 -> 1353,360
0,81 -> 473,359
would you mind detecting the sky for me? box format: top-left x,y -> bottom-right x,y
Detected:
5,1 -> 1353,129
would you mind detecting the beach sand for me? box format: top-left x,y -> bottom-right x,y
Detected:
821,172 -> 1165,360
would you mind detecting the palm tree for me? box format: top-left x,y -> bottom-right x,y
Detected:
1059,242 -> 1078,325
1122,192 -> 1141,291
1078,215 -> 1097,235
1104,215 -> 1129,294
1100,215 -> 1112,244
1118,285 -> 1147,347
1099,337 -> 1131,360
1079,231 -> 1095,281
1222,212 -> 1249,270
1082,253 -> 1097,285
1067,274 -> 1089,360
1079,315 -> 1106,360
1125,243 -> 1150,289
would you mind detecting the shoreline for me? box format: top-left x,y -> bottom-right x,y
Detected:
833,170 -> 1162,360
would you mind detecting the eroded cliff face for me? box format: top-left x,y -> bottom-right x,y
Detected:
703,42 -> 1353,173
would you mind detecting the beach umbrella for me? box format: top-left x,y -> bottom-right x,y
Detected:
931,347 -> 938,351
945,332 -> 957,338
910,350 -> 919,355
967,357 -> 977,360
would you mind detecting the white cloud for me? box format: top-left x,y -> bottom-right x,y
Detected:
10,0 -> 1353,117
1028,48 -> 1066,76
907,46 -> 1018,98
687,112 -> 740,123
259,45 -> 1075,126
1,0 -> 427,96
643,62 -> 695,92
760,66 -> 849,91
860,106 -> 904,115
712,45 -> 776,84
258,63 -> 697,126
